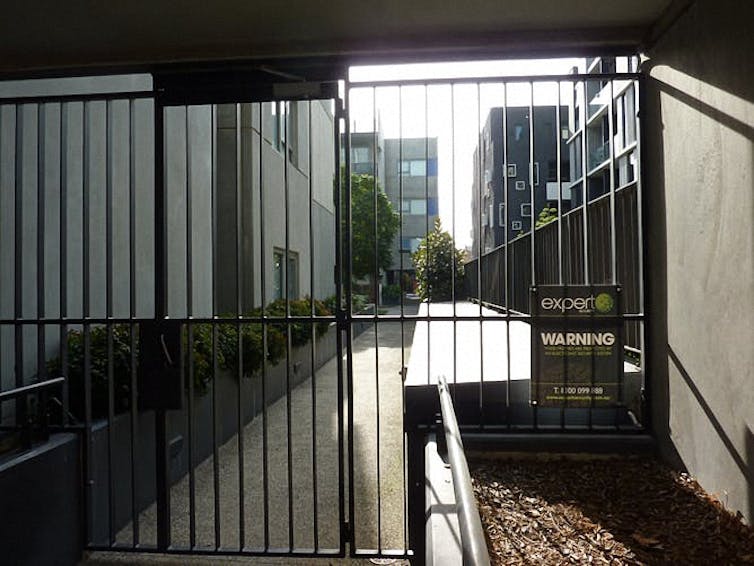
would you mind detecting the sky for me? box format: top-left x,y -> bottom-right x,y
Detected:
347,58 -> 586,248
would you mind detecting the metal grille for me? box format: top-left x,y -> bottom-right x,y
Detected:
0,61 -> 646,562
347,68 -> 645,438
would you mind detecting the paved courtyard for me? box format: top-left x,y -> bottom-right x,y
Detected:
112,305 -> 417,557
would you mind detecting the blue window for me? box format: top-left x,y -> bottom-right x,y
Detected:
427,197 -> 438,216
426,158 -> 438,176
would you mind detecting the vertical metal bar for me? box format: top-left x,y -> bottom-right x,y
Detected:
184,105 -> 196,550
153,96 -> 171,551
127,98 -> 140,548
608,81 -> 617,285
580,80 -> 592,431
397,85 -> 409,551
35,102 -> 45,447
82,101 -> 94,545
371,87 -> 382,552
235,102 -> 246,551
60,102 -> 69,426
580,81 -> 590,284
607,79 -> 621,429
14,104 -> 25,427
36,103 -> 46,387
307,99 -> 319,552
211,104 -> 221,550
476,84 -> 484,427
35,102 -> 47,450
502,84 -> 512,428
556,83 -> 564,286
555,83 -> 566,432
0,104 -> 4,428
396,86 -> 409,549
283,101 -> 295,552
528,82 -> 536,289
635,76 -> 647,429
450,85 -> 458,410
344,83 -> 356,556
528,83 -> 537,431
332,96 -> 346,556
105,100 -> 116,546
258,102 -> 270,551
424,85 -> 432,391
398,87 -> 404,320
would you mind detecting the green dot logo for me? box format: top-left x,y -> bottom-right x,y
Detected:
595,292 -> 614,314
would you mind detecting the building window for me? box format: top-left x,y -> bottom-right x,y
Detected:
401,238 -> 422,254
534,162 -> 540,186
273,249 -> 299,300
511,220 -> 522,231
507,164 -> 517,177
400,157 -> 440,176
515,180 -> 526,191
399,159 -> 427,176
521,203 -> 532,217
401,199 -> 427,215
270,101 -> 286,152
514,124 -> 524,142
353,146 -> 371,164
498,203 -> 505,226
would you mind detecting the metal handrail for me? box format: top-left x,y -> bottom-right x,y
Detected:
0,377 -> 65,448
437,374 -> 491,566
0,377 -> 65,402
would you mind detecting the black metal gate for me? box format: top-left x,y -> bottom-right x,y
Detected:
345,61 -> 646,437
0,58 -> 646,563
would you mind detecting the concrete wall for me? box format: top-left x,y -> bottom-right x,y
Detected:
0,433 -> 82,566
645,0 -> 754,523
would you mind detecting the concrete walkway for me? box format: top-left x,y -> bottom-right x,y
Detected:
406,301 -> 532,387
106,305 -> 416,560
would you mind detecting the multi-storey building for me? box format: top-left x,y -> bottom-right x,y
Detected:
566,56 -> 639,207
471,105 -> 569,256
347,132 -> 438,289
384,137 -> 438,286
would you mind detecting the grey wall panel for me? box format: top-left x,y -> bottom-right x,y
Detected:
109,99 -> 132,318
189,105 -> 213,318
647,0 -> 754,524
132,98 -> 155,319
64,102 -> 85,319
165,105 -> 188,318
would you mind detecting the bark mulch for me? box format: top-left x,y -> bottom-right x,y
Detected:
470,455 -> 754,565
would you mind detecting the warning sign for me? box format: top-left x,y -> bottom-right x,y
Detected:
531,285 -> 623,407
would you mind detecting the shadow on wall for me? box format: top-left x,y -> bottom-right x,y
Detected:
668,346 -> 754,522
646,0 -> 754,107
643,0 -> 754,524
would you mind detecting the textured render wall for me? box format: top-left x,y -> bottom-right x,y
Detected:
645,0 -> 754,523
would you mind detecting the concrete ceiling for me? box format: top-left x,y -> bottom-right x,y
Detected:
1,0 -> 679,76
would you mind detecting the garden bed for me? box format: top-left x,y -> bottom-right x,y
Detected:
470,455 -> 754,565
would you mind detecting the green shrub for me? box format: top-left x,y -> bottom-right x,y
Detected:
413,219 -> 465,302
381,283 -> 401,304
47,324 -> 136,421
48,297 -> 333,421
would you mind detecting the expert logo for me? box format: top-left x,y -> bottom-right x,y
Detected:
540,291 -> 615,314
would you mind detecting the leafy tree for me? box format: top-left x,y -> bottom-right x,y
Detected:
413,218 -> 465,301
535,205 -> 559,229
347,172 -> 400,302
